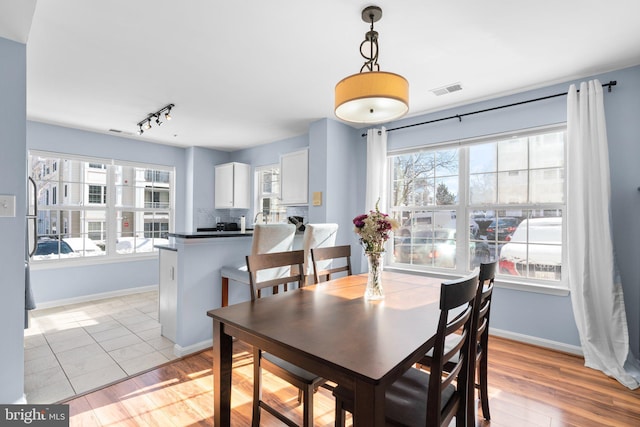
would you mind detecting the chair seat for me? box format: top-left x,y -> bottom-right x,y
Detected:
262,352 -> 322,383
220,263 -> 250,284
333,367 -> 456,426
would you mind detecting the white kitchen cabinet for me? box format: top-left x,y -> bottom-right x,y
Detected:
158,248 -> 178,342
280,149 -> 308,205
215,162 -> 251,209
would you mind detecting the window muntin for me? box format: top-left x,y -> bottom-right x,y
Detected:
389,127 -> 566,285
29,152 -> 173,262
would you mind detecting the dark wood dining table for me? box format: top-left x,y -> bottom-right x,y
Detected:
207,271 -> 443,426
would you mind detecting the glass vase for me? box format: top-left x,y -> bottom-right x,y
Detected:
364,251 -> 384,300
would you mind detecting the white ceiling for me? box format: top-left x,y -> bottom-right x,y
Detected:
2,0 -> 640,151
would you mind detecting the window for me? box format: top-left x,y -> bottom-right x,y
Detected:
88,185 -> 106,204
29,151 -> 174,262
254,165 -> 286,224
389,126 -> 565,286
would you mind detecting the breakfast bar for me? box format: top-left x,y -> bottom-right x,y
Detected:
156,230 -> 253,356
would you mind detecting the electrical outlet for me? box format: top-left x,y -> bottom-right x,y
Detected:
0,195 -> 16,217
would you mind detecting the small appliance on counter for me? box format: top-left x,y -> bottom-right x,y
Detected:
288,216 -> 305,232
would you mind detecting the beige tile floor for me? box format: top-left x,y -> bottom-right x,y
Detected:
24,290 -> 177,403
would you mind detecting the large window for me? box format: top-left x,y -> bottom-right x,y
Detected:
29,152 -> 174,262
389,126 -> 565,286
254,165 -> 286,224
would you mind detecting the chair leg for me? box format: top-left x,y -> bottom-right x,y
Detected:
252,347 -> 262,427
479,353 -> 490,420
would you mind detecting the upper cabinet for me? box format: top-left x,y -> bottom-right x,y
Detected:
280,149 -> 308,205
215,162 -> 251,209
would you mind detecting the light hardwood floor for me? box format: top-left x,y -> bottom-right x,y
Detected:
64,336 -> 640,426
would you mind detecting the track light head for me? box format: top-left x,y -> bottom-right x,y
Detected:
136,103 -> 174,135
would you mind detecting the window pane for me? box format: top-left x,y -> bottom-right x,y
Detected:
498,210 -> 562,281
530,132 -> 564,169
392,209 -> 457,269
498,171 -> 527,204
530,168 -> 564,203
435,177 -> 458,205
469,143 -> 496,174
469,173 -> 496,204
497,138 -> 527,171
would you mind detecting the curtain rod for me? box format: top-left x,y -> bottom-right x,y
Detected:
362,80 -> 617,137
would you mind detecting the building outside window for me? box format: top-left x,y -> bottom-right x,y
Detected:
29,151 -> 174,261
388,125 -> 566,287
254,165 -> 286,224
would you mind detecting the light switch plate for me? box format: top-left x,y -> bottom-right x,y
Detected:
0,195 -> 16,217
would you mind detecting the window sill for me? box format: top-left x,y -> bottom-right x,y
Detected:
29,252 -> 158,271
384,265 -> 570,296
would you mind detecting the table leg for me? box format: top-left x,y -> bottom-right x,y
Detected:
353,379 -> 385,427
213,319 -> 233,426
221,277 -> 229,307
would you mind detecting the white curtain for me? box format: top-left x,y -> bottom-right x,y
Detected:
365,127 -> 387,212
567,79 -> 640,389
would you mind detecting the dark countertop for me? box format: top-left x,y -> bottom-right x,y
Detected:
168,230 -> 254,239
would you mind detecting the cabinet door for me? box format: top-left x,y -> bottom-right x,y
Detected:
232,163 -> 251,209
280,149 -> 308,205
158,249 -> 177,342
215,163 -> 234,208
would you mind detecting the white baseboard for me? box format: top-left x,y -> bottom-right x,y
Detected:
173,340 -> 213,358
490,327 -> 583,356
34,285 -> 159,310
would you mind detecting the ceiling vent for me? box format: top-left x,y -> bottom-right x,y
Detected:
430,82 -> 463,96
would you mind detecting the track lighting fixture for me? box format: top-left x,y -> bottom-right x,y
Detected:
136,103 -> 174,135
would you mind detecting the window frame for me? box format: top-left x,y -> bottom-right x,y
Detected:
386,124 -> 568,294
254,164 -> 287,224
29,150 -> 175,267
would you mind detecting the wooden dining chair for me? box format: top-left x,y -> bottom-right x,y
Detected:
309,245 -> 352,284
333,273 -> 479,427
417,260 -> 497,422
246,250 -> 326,427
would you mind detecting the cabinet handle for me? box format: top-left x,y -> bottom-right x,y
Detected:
170,266 -> 175,281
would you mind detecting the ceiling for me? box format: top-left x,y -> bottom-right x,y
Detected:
2,0 -> 640,151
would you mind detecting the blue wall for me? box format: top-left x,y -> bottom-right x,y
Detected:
0,37 -> 27,403
383,65 -> 640,354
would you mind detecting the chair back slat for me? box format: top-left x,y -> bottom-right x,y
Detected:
246,250 -> 305,300
310,245 -> 352,284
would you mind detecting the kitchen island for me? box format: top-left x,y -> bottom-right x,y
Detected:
156,230 -> 253,356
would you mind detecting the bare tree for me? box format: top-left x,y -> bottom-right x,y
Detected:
392,150 -> 458,206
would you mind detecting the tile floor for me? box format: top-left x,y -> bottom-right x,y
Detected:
24,290 -> 177,403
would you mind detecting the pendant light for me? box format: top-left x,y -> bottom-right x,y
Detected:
335,6 -> 409,124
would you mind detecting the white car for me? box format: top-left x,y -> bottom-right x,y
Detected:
498,217 -> 562,281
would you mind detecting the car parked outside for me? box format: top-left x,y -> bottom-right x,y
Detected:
33,238 -> 75,259
394,228 -> 490,268
486,217 -> 520,241
498,217 -> 562,281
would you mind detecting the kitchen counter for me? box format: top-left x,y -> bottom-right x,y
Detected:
168,230 -> 253,239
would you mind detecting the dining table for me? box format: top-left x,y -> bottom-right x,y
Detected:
207,270 -> 443,426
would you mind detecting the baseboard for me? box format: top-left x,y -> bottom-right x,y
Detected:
34,285 -> 159,309
490,327 -> 583,356
173,339 -> 213,357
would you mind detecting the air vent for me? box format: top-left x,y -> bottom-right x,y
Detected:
430,82 -> 463,96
